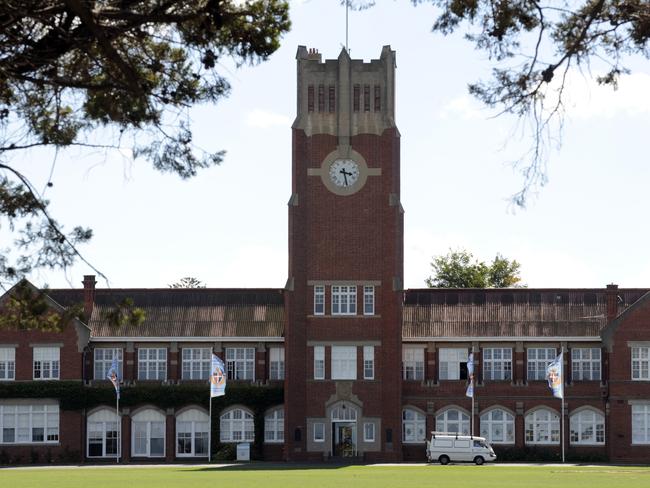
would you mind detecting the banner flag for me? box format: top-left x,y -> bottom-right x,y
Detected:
106,357 -> 120,400
546,352 -> 564,399
466,352 -> 474,398
210,354 -> 226,398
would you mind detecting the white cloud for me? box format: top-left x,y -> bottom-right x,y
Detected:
438,95 -> 486,121
245,109 -> 292,128
437,71 -> 650,122
562,72 -> 650,119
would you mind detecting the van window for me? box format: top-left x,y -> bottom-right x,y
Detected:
455,440 -> 470,448
434,439 -> 453,447
473,440 -> 487,448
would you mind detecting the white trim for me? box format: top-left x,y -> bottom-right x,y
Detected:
90,336 -> 284,343
402,336 -> 601,342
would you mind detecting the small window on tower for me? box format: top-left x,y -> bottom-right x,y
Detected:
328,85 -> 336,112
374,85 -> 381,111
363,85 -> 370,112
307,85 -> 314,112
314,285 -> 325,315
353,84 -> 360,112
318,84 -> 325,112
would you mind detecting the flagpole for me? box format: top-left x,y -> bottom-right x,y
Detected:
116,395 -> 120,464
561,396 -> 565,464
471,384 -> 475,436
208,396 -> 212,462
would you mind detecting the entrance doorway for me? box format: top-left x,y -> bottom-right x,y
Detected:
333,422 -> 356,457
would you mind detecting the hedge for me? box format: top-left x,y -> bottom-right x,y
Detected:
0,381 -> 284,461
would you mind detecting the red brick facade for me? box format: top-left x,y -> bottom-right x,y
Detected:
1,47 -> 650,465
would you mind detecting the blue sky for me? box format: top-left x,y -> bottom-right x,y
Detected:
10,0 -> 650,290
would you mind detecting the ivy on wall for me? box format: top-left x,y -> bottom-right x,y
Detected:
0,381 -> 284,461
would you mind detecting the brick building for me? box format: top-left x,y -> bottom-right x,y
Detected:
1,46 -> 649,464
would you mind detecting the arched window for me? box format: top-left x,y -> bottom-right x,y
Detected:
176,408 -> 209,457
331,404 -> 357,422
480,408 -> 515,444
87,408 -> 119,458
402,408 -> 426,443
220,408 -> 254,442
264,408 -> 284,443
525,408 -> 560,444
436,408 -> 470,435
131,408 -> 165,457
570,409 -> 605,445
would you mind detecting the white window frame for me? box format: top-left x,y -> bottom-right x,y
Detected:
402,346 -> 424,380
363,346 -> 374,380
33,346 -> 60,380
131,409 -> 166,458
314,285 -> 325,315
570,409 -> 605,445
176,409 -> 209,457
483,348 -> 512,381
480,408 -> 515,444
137,347 -> 167,380
225,347 -> 255,381
331,285 -> 357,315
0,403 -> 59,444
402,408 -> 426,443
0,347 -> 16,381
632,404 -> 650,445
314,346 -> 325,380
632,347 -> 650,381
94,348 -> 123,381
363,422 -> 375,442
331,346 -> 357,380
439,348 -> 468,381
571,348 -> 601,381
363,286 -> 375,315
269,347 -> 285,380
525,408 -> 560,445
87,408 -> 120,458
313,422 -> 325,442
220,408 -> 254,443
436,408 -> 470,435
264,408 -> 284,444
527,347 -> 557,381
181,348 -> 211,380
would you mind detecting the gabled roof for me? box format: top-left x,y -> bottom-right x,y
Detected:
80,288 -> 285,340
601,290 -> 650,348
402,288 -> 648,340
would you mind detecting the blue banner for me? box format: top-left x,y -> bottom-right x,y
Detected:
106,356 -> 120,400
210,354 -> 226,398
546,352 -> 564,399
466,352 -> 474,398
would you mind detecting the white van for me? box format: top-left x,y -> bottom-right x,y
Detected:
426,433 -> 496,465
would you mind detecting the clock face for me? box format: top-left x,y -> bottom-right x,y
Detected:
329,159 -> 360,188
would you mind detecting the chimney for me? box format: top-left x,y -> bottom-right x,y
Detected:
82,275 -> 97,320
605,283 -> 619,322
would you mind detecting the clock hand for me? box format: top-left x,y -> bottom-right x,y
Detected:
339,168 -> 352,186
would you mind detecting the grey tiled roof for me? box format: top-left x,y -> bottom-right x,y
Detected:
52,288 -> 285,339
402,288 -> 648,339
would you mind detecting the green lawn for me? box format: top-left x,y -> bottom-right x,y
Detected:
2,465 -> 650,488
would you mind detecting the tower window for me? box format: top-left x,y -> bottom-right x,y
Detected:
314,285 -> 325,315
307,85 -> 314,112
332,285 -> 357,315
353,84 -> 360,112
363,85 -> 370,112
318,84 -> 325,112
328,85 -> 336,112
374,85 -> 381,111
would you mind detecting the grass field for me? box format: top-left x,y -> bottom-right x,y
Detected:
2,464 -> 650,488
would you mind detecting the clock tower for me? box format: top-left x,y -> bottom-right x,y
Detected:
285,46 -> 403,461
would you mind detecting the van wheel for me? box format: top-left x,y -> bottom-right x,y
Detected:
474,456 -> 485,466
439,455 -> 450,465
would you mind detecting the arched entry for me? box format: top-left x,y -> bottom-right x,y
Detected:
330,402 -> 358,457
